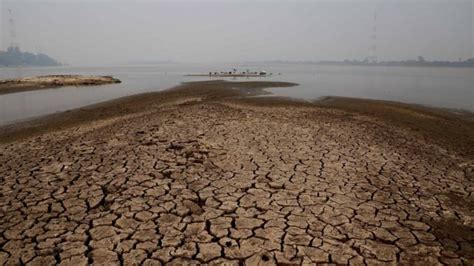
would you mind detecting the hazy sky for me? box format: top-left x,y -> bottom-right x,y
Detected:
1,0 -> 473,65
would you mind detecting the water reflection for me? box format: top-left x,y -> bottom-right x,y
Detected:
0,64 -> 473,125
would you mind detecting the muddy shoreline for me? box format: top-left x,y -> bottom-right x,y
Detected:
1,80 -> 472,158
0,80 -> 473,264
0,75 -> 121,95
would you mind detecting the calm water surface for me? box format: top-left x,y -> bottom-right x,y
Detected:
0,63 -> 472,125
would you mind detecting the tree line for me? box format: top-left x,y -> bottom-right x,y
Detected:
0,46 -> 61,67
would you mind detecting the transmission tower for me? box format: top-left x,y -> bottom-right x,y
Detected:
8,8 -> 19,49
368,11 -> 378,64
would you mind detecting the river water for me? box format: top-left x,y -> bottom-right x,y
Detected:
0,63 -> 472,126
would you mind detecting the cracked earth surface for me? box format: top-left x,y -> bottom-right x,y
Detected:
0,81 -> 473,265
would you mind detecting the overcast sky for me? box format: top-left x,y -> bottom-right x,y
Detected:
1,0 -> 472,66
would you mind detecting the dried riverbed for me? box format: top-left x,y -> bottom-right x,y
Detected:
0,80 -> 473,265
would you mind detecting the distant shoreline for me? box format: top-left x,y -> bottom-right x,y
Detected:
245,59 -> 474,68
1,62 -> 473,69
317,62 -> 474,68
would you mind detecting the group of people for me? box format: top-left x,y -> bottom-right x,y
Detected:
207,69 -> 267,76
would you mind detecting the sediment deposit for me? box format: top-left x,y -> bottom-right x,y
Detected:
0,75 -> 121,95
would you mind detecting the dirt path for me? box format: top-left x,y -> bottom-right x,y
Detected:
0,81 -> 473,265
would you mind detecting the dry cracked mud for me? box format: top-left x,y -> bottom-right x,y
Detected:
0,81 -> 473,265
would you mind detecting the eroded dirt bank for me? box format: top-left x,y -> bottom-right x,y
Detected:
0,75 -> 121,95
0,80 -> 473,265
